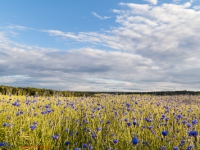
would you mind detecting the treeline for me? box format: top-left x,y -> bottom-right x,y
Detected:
0,85 -> 200,97
0,85 -> 73,97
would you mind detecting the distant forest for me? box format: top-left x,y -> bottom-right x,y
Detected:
0,85 -> 200,97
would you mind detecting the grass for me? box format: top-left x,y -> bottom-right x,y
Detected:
0,94 -> 200,149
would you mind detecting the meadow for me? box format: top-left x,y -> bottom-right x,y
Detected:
0,94 -> 200,150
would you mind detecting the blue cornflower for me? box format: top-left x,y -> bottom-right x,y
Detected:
160,146 -> 167,150
132,137 -> 139,145
161,114 -> 165,119
16,112 -> 20,116
0,142 -> 6,147
88,145 -> 93,149
30,125 -> 36,130
186,145 -> 194,150
65,141 -> 70,146
133,121 -> 137,126
2,123 -> 7,127
113,139 -> 118,144
162,131 -> 168,137
145,118 -> 152,122
127,122 -> 131,127
74,148 -> 81,150
165,118 -> 169,121
192,119 -> 198,125
83,143 -> 87,149
106,120 -> 110,124
91,132 -> 96,138
187,123 -> 192,128
173,146 -> 179,150
188,131 -> 198,137
182,120 -> 187,125
179,140 -> 185,147
12,102 -> 20,106
52,134 -> 59,140
148,126 -> 153,130
96,127 -> 102,131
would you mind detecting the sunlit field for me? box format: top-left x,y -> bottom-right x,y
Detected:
0,94 -> 200,150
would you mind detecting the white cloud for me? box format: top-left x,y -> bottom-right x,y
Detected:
1,1 -> 200,91
91,12 -> 110,20
193,5 -> 200,10
173,0 -> 181,4
145,0 -> 158,5
7,25 -> 28,30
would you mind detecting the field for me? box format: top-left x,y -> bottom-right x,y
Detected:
0,94 -> 200,150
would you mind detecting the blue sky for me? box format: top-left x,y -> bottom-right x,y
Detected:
0,0 -> 200,91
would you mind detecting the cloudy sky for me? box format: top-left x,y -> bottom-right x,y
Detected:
0,0 -> 200,92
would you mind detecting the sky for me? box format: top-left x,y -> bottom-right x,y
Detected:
0,0 -> 200,92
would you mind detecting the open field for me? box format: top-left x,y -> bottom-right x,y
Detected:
0,94 -> 200,150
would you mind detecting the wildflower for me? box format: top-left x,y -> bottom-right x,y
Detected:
179,140 -> 185,147
133,121 -> 137,126
148,126 -> 153,130
65,141 -> 69,146
83,143 -> 87,149
132,137 -> 139,145
192,119 -> 198,125
96,127 -> 102,131
160,146 -> 166,150
52,134 -> 59,140
173,146 -> 178,150
2,123 -> 7,127
106,120 -> 110,124
125,118 -> 128,122
186,145 -> 194,150
182,120 -> 187,125
188,131 -> 198,137
113,139 -> 118,144
127,122 -> 131,127
161,114 -> 165,119
162,131 -> 168,137
30,125 -> 36,130
145,118 -> 152,122
187,123 -> 192,128
0,142 -> 6,147
88,145 -> 93,149
12,102 -> 20,106
91,132 -> 96,139
165,118 -> 169,121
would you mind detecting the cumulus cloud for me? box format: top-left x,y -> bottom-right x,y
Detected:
1,1 -> 200,91
0,33 -> 160,91
145,0 -> 158,5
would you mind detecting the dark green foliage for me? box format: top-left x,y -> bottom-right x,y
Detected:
0,85 -> 200,97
